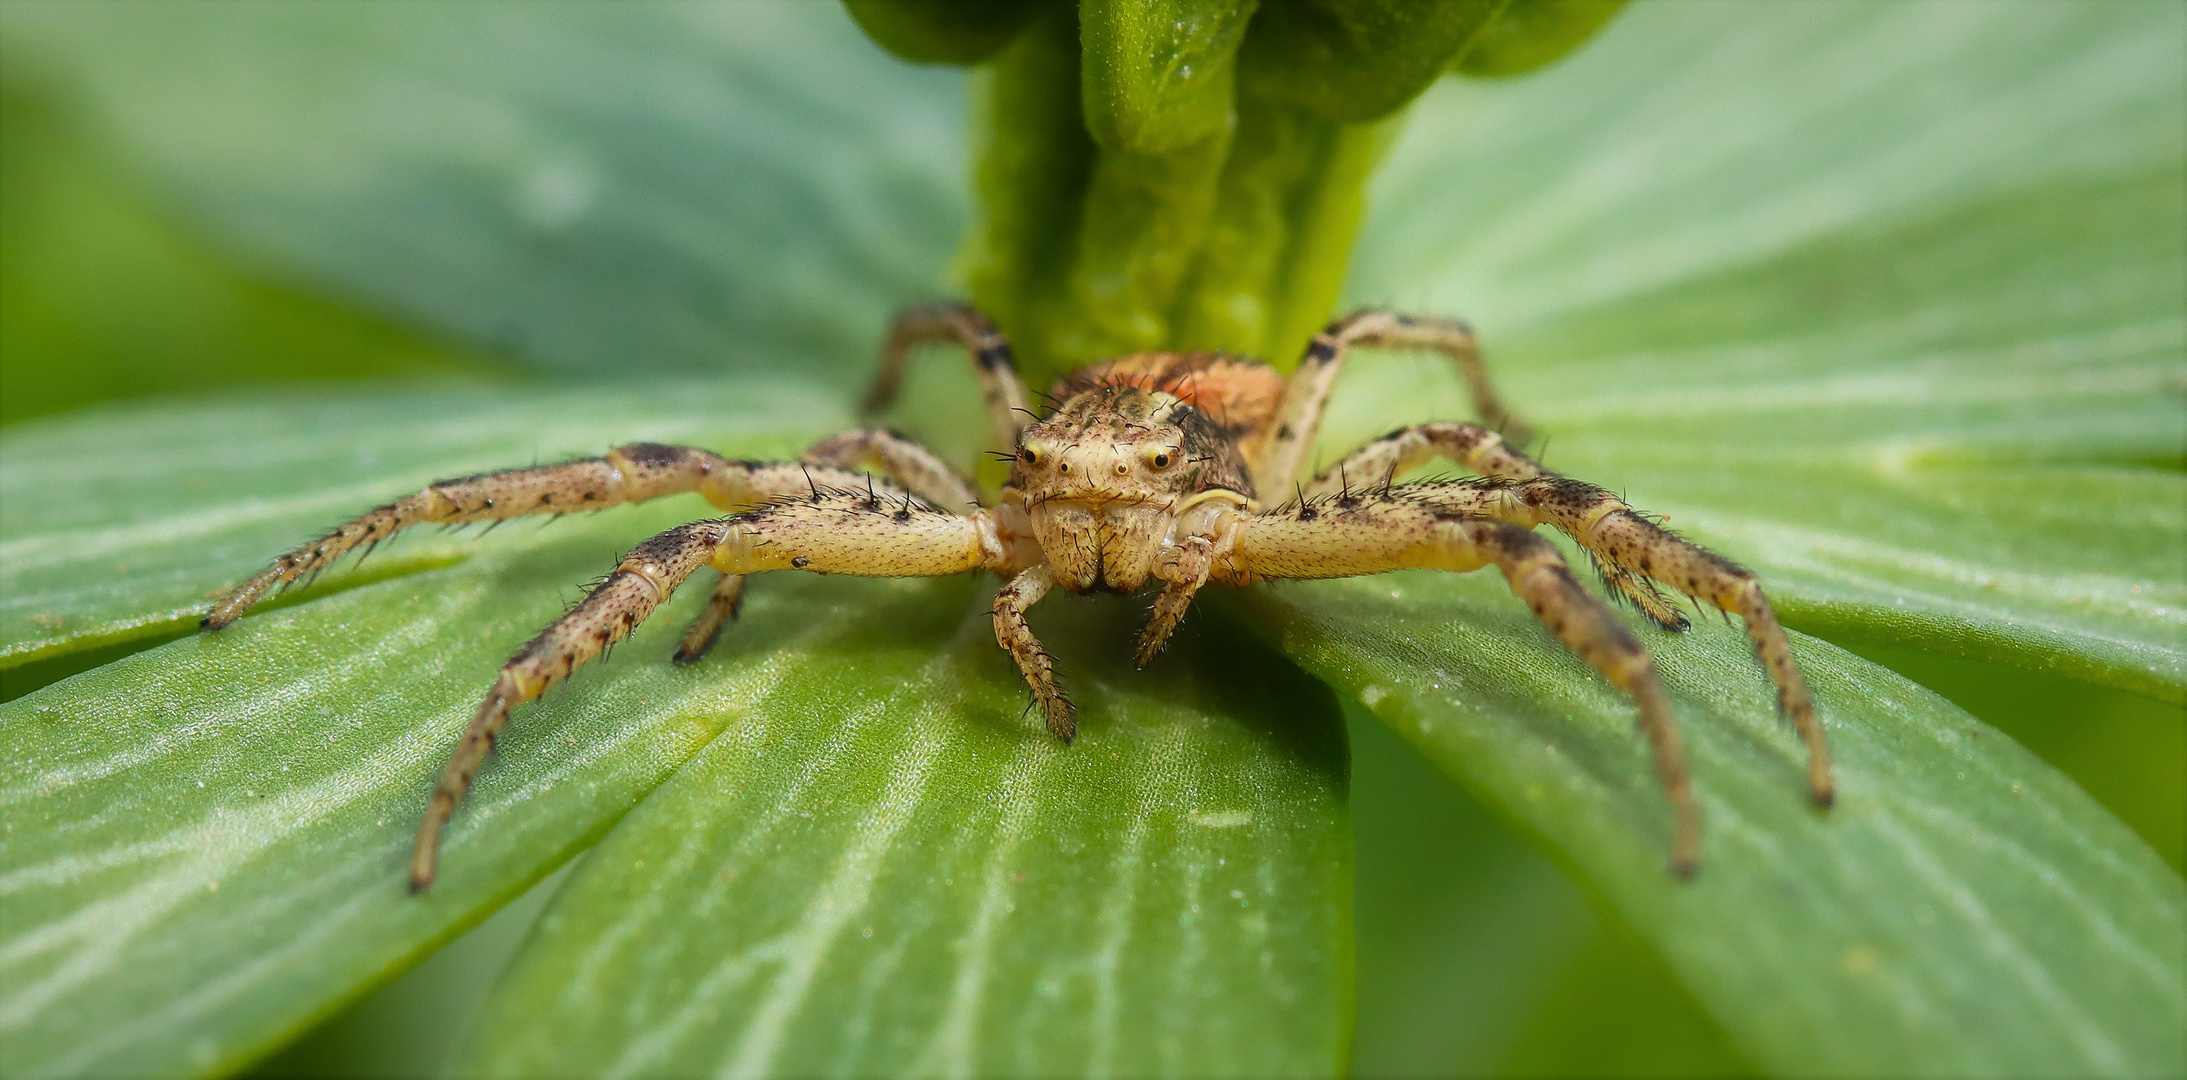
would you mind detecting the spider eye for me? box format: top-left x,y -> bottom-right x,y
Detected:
1020,446 -> 1039,464
1146,447 -> 1175,469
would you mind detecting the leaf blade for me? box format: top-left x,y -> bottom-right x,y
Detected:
0,378 -> 840,1076
461,596 -> 1350,1079
1331,0 -> 2186,697
1233,574 -> 2187,1077
0,380 -> 1349,1079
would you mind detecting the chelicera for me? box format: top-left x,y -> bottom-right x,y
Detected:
203,302 -> 1834,889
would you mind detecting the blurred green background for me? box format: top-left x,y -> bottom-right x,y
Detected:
1,3 -> 2178,1077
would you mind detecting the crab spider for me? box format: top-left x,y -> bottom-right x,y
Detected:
204,301 -> 1833,889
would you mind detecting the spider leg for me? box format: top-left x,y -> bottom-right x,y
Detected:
1133,501 -> 1246,667
203,446 -> 873,630
414,484 -> 1012,889
1256,309 -> 1533,497
1307,422 -> 1689,630
670,571 -> 747,665
992,566 -> 1074,743
860,301 -> 1036,456
1216,495 -> 1699,875
1397,473 -> 1832,807
1135,571 -> 1203,669
803,427 -> 983,511
1309,426 -> 1832,807
668,428 -> 980,663
413,518 -> 723,890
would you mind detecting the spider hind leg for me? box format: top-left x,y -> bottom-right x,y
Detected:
1309,423 -> 1831,803
412,519 -> 724,890
1222,499 -> 1701,875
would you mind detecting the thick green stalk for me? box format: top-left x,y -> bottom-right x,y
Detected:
1038,128 -> 1234,365
1079,0 -> 1259,153
956,5 -> 1094,347
1235,0 -> 1508,122
858,0 -> 1629,384
841,0 -> 1043,64
1172,81 -> 1397,364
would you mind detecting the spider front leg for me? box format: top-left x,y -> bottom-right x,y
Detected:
860,301 -> 1036,456
1406,471 -> 1833,807
413,519 -> 725,889
669,429 -> 988,666
413,482 -> 1008,889
1257,309 -> 1534,496
667,429 -> 986,666
1217,495 -> 1700,875
204,444 -> 846,630
1307,422 -> 1690,629
803,427 -> 982,511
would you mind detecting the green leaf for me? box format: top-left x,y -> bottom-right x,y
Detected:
1234,578 -> 2186,1076
1334,0 -> 2186,699
460,596 -> 1346,1079
0,382 -> 834,664
1345,704 -> 1752,1076
0,1 -> 971,381
0,381 -> 1347,1078
1255,0 -> 2187,1072
5,2 -> 2183,1077
0,65 -> 500,425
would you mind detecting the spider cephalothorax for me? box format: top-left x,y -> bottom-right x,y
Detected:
1010,375 -> 1255,594
203,302 -> 1833,890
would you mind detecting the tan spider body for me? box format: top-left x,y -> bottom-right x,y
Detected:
203,302 -> 1833,889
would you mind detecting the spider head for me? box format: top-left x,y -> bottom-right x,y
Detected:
1008,385 -> 1251,593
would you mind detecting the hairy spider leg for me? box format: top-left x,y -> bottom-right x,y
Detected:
204,443 -> 828,630
1306,422 -> 1688,628
1134,498 -> 1249,666
412,518 -> 723,891
860,300 -> 1037,456
413,480 -> 1011,889
1216,499 -> 1699,875
803,427 -> 983,511
993,566 -> 1074,742
1305,424 -> 1832,806
679,427 -> 989,664
1257,308 -> 1534,498
671,571 -> 747,665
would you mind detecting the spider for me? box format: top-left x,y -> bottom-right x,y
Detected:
203,302 -> 1834,889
